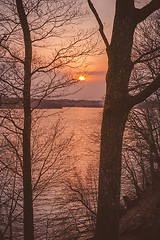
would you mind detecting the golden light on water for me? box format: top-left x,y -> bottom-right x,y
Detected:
78,75 -> 86,81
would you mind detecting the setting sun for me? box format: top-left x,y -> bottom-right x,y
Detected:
78,75 -> 86,81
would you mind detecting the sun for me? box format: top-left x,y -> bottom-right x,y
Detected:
78,75 -> 86,81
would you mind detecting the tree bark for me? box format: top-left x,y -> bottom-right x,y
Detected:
16,1 -> 34,240
95,53 -> 133,239
95,105 -> 129,239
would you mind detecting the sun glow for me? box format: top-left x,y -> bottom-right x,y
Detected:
78,75 -> 86,81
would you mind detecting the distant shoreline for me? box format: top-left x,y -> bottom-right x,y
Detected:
0,98 -> 104,109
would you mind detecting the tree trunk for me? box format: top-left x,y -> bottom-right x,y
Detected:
23,84 -> 34,240
95,97 -> 130,240
94,2 -> 136,239
16,1 -> 34,239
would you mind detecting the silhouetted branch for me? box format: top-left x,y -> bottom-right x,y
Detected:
136,0 -> 160,24
133,46 -> 160,64
131,75 -> 160,105
87,0 -> 110,53
128,82 -> 149,92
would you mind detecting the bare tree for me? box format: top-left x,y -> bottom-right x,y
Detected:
0,0 -> 96,239
87,0 -> 160,239
122,11 -> 160,198
123,90 -> 160,197
0,112 -> 76,240
54,164 -> 98,239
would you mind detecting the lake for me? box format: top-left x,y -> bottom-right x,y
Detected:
32,108 -> 134,238
35,107 -> 132,193
34,107 -> 102,170
31,107 -> 102,239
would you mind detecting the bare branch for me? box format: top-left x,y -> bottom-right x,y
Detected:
136,0 -> 160,24
131,75 -> 160,105
133,46 -> 160,65
128,82 -> 149,92
0,44 -> 24,64
68,183 -> 96,217
87,0 -> 110,52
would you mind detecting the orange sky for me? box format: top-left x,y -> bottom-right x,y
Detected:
70,0 -> 115,100
34,0 -> 149,100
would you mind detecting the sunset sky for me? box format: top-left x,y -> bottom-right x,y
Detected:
69,0 -> 116,100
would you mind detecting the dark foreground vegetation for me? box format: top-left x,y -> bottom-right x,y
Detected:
120,177 -> 160,240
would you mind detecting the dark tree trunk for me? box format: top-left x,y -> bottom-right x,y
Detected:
16,1 -> 34,240
95,106 -> 129,239
95,4 -> 135,238
95,58 -> 133,239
